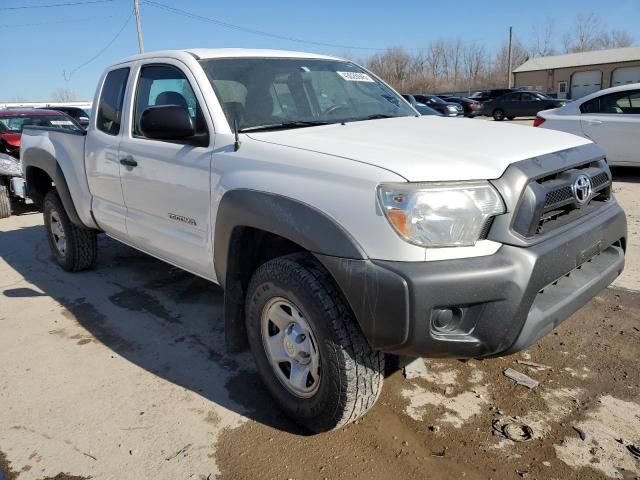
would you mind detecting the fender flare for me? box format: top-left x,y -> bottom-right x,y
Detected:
23,148 -> 85,227
213,189 -> 366,285
213,189 -> 367,352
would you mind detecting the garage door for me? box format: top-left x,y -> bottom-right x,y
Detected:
612,66 -> 640,87
570,70 -> 602,99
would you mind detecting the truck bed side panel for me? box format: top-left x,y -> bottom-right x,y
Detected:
21,128 -> 97,229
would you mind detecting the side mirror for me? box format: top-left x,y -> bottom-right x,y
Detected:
140,105 -> 196,141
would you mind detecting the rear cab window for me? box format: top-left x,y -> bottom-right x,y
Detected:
97,67 -> 130,135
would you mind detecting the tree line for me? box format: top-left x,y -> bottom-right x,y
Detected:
354,12 -> 633,95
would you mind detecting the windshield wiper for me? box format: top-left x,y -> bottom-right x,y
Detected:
362,114 -> 396,120
342,114 -> 399,123
239,121 -> 332,133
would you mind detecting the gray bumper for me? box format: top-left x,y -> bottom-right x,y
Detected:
318,200 -> 626,358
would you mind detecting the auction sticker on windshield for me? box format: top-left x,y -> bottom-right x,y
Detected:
337,71 -> 375,82
50,120 -> 75,126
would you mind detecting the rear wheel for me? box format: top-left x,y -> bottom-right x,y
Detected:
0,185 -> 11,219
43,190 -> 97,272
493,109 -> 505,121
245,253 -> 384,432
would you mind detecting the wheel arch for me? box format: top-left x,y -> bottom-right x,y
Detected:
214,189 -> 367,352
23,149 -> 84,227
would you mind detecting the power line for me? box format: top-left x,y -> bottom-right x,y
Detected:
64,10 -> 133,81
0,0 -> 114,11
141,0 -> 386,51
0,15 -> 116,28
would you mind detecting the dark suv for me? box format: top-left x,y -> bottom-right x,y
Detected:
478,91 -> 566,121
469,88 -> 521,103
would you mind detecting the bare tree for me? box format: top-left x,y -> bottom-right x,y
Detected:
444,38 -> 464,89
425,40 -> 446,89
531,17 -> 557,57
600,30 -> 634,49
495,37 -> 529,78
462,43 -> 487,89
366,47 -> 412,91
563,11 -> 604,53
52,87 -> 76,102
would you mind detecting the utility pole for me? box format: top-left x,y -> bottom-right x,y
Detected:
507,26 -> 513,88
134,0 -> 144,54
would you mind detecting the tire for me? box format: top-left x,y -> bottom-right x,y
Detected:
507,116 -> 516,120
0,185 -> 11,219
43,190 -> 97,272
493,109 -> 505,121
245,253 -> 384,432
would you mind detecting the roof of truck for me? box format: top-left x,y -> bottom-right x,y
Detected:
116,48 -> 341,64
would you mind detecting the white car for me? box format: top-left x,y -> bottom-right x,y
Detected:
536,83 -> 640,166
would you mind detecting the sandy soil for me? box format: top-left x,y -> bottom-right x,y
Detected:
0,166 -> 638,480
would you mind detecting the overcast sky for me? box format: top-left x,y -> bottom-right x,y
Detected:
1,0 -> 638,101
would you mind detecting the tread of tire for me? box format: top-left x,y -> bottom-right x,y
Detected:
44,190 -> 97,272
269,253 -> 384,429
0,186 -> 11,219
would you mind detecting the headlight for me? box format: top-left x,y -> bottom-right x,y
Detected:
0,156 -> 21,176
447,105 -> 457,111
377,181 -> 505,247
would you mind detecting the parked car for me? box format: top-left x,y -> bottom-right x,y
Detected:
443,96 -> 481,117
413,94 -> 463,116
536,83 -> 640,166
478,91 -> 567,121
0,109 -> 82,158
0,152 -> 27,218
469,88 -> 520,103
39,106 -> 90,129
21,48 -> 626,433
402,95 -> 442,116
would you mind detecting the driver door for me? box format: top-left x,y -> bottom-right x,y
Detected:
118,60 -> 215,279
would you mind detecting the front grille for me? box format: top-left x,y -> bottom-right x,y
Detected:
544,186 -> 573,207
512,162 -> 612,238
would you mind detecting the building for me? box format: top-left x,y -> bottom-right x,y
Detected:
513,46 -> 640,100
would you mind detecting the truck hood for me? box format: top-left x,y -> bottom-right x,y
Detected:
248,116 -> 592,181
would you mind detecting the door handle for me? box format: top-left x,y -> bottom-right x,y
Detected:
120,156 -> 138,167
586,119 -> 603,126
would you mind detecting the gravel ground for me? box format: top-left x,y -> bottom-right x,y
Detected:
0,139 -> 638,479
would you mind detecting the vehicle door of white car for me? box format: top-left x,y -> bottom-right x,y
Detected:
581,89 -> 640,165
85,66 -> 131,237
118,60 -> 215,279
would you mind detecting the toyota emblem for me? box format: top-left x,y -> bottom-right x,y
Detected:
572,174 -> 592,206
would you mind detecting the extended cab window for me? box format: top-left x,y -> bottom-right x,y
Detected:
97,67 -> 129,135
132,64 -> 208,139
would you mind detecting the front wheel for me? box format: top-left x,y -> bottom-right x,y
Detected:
493,109 -> 506,121
245,253 -> 384,432
0,185 -> 11,219
43,190 -> 98,272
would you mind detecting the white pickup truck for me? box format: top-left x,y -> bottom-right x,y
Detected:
21,49 -> 626,432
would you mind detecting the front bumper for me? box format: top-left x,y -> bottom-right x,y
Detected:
318,200 -> 626,358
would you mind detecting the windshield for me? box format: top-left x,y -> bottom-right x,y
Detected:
0,115 -> 81,133
199,58 -> 414,131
